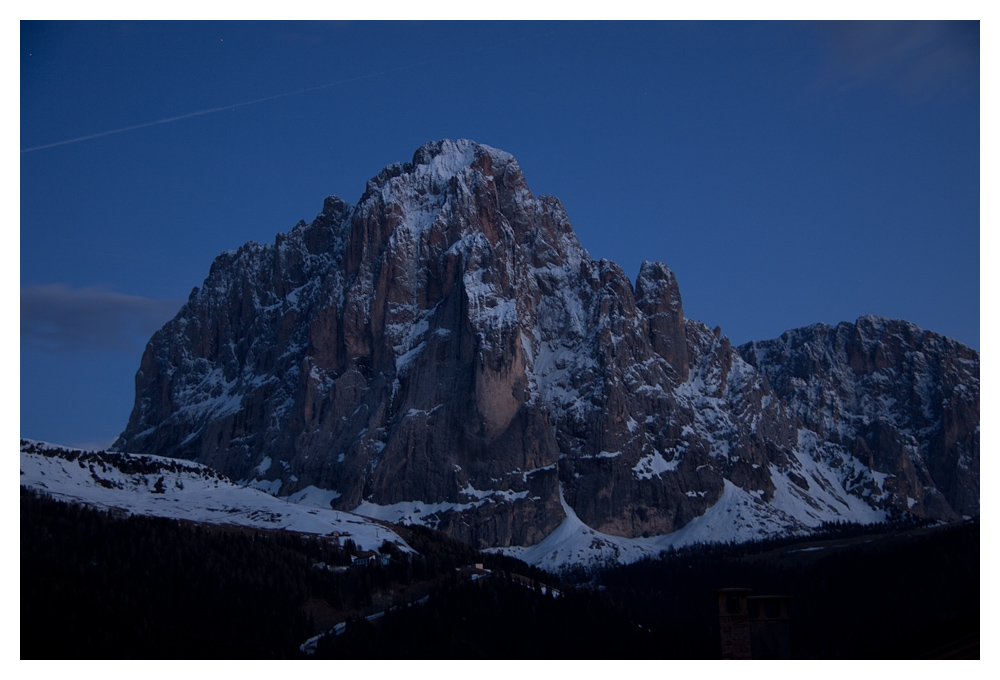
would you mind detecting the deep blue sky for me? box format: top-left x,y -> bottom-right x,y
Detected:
20,20 -> 980,449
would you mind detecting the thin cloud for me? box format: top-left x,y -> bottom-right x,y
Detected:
21,284 -> 182,353
814,20 -> 979,98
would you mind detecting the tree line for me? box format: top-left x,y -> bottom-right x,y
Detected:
22,486 -> 976,659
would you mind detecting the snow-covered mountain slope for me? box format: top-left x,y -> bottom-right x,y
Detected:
495,467 -> 888,572
20,440 -> 410,553
109,139 -> 979,558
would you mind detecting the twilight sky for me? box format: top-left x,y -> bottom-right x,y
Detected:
20,20 -> 980,449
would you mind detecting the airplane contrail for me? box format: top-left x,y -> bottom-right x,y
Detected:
22,58 -> 462,154
21,28 -> 562,154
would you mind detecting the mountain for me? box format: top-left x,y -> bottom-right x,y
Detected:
112,139 -> 979,562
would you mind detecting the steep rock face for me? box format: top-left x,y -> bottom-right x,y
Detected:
115,140 -> 979,549
738,316 -> 980,520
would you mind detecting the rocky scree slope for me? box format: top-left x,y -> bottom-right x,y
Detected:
114,139 -> 979,551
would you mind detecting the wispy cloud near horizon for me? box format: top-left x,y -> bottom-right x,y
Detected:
21,284 -> 182,353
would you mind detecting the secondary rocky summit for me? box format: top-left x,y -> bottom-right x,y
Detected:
115,140 -> 979,550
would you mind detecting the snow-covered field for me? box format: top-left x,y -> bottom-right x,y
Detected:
19,440 -> 410,553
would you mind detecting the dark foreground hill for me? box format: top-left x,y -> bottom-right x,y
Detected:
20,488 -> 633,659
593,518 -> 979,659
21,487 -> 976,659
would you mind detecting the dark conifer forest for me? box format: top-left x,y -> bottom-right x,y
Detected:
21,487 -> 977,659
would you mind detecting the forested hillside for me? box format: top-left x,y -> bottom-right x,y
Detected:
593,519 -> 979,658
21,488 -> 625,659
21,488 -> 977,659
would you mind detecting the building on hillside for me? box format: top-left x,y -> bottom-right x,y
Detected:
351,550 -> 377,567
716,588 -> 793,659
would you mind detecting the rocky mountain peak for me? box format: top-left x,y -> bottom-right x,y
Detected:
359,139 -> 518,207
411,138 -> 514,179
